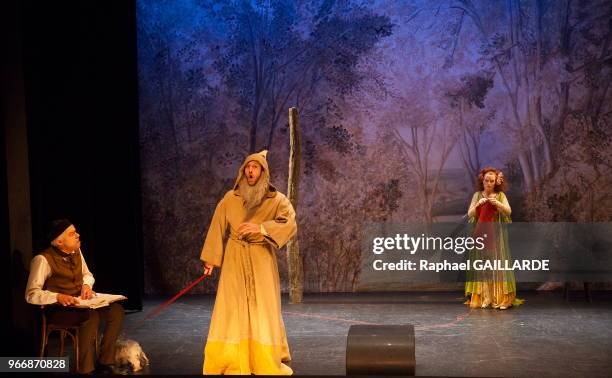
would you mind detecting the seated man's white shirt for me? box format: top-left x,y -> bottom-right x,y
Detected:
25,249 -> 95,305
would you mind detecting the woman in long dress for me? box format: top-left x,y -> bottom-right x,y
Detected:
464,167 -> 523,310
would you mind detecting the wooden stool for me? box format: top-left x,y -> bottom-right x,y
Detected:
39,307 -> 99,372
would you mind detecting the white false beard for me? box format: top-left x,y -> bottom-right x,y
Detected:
239,174 -> 269,210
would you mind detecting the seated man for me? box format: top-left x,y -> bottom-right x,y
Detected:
25,219 -> 124,374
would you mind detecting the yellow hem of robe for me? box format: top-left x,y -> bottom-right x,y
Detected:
204,339 -> 293,375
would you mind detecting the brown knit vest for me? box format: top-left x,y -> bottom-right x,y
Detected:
40,246 -> 84,296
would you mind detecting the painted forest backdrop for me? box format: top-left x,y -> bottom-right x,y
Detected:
137,0 -> 612,294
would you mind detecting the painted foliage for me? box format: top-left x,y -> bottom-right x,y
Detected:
138,0 -> 612,293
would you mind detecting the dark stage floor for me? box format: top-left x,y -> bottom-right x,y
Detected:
121,291 -> 612,376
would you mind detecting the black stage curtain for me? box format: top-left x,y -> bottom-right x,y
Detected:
0,75 -> 13,355
21,0 -> 143,310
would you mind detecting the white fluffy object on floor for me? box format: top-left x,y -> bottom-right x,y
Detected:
115,338 -> 149,372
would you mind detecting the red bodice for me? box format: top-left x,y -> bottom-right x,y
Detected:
476,201 -> 498,222
473,197 -> 498,249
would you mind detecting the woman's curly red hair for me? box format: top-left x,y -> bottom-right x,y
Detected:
475,166 -> 508,192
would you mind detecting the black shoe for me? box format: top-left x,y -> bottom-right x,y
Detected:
93,364 -> 115,375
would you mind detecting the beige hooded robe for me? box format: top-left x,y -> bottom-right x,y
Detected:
200,150 -> 296,375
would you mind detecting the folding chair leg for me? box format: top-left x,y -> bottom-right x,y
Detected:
584,282 -> 592,302
75,333 -> 79,373
40,332 -> 47,357
59,330 -> 65,356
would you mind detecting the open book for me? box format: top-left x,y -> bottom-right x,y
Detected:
74,293 -> 127,309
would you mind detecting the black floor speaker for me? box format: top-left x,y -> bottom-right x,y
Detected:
346,324 -> 416,375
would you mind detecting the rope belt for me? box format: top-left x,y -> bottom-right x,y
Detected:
229,232 -> 267,306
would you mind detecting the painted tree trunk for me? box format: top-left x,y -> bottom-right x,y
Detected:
286,107 -> 303,303
518,151 -> 534,191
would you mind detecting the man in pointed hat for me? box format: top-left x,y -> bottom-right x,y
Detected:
200,150 -> 297,375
